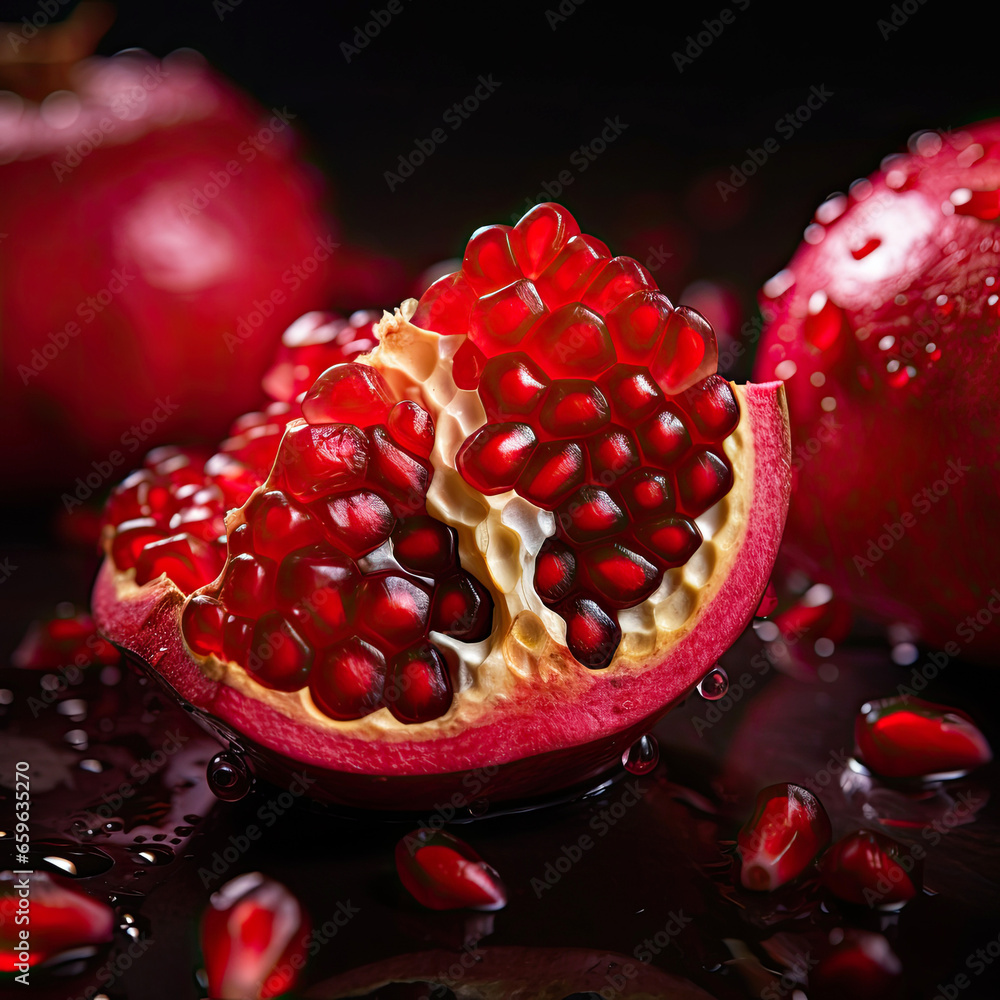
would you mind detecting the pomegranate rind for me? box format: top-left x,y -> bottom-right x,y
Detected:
93,381 -> 789,808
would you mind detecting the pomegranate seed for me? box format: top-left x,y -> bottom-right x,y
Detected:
737,783 -> 832,891
182,595 -> 226,657
470,278 -> 547,353
639,408 -> 691,465
201,873 -> 309,1000
228,522 -> 254,556
533,234 -> 611,309
430,574 -> 493,641
539,380 -> 610,436
221,424 -> 283,475
601,364 -> 664,422
395,828 -> 506,911
223,614 -> 253,664
169,505 -> 226,543
278,423 -> 368,502
12,612 -> 118,670
301,363 -> 393,427
105,468 -> 155,524
230,410 -> 270,436
462,223 -> 521,293
112,517 -> 166,571
561,596 -> 621,669
309,637 -> 385,720
205,453 -> 262,508
357,574 -> 432,649
387,400 -> 435,458
392,516 -> 456,575
134,533 -> 223,594
275,547 -> 356,640
534,542 -> 578,604
221,553 -> 277,619
367,427 -> 431,510
456,424 -> 538,495
587,427 -> 640,482
620,469 -> 674,517
509,202 -> 580,278
818,829 -> 920,907
517,440 -> 586,509
854,696 -> 992,778
451,338 -> 487,389
558,486 -> 626,543
636,515 -> 702,566
411,271 -> 476,337
650,306 -> 718,395
755,581 -> 778,618
247,613 -> 313,691
686,375 -> 740,440
386,642 -> 453,723
803,296 -> 845,352
676,449 -> 733,516
0,871 -> 114,969
584,544 -> 661,607
478,353 -> 550,419
248,491 -> 324,561
581,256 -> 654,314
311,490 -> 395,558
605,290 -> 673,364
523,303 -> 615,378
810,932 -> 903,1000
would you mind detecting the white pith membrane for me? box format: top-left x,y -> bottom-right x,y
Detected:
107,300 -> 755,740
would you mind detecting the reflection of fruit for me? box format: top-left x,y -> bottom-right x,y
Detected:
305,946 -> 717,999
94,204 -> 791,809
0,5 -> 334,488
754,122 -> 1000,660
395,828 -> 506,911
818,829 -> 918,907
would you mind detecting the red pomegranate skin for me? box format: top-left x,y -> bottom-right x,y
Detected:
0,49 -> 335,488
754,122 -> 1000,661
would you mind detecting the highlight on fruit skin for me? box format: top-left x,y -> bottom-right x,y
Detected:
854,695 -> 992,779
754,120 -> 1000,663
93,202 -> 792,809
737,782 -> 832,891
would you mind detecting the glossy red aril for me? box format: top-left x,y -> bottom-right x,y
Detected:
738,783 -> 832,891
854,696 -> 992,778
12,610 -> 119,670
395,829 -> 507,911
0,872 -> 114,972
201,872 -> 309,1000
754,121 -> 1000,662
818,829 -> 919,907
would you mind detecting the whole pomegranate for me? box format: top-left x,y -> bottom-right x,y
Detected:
0,3 -> 334,489
755,122 -> 1000,662
94,204 -> 792,809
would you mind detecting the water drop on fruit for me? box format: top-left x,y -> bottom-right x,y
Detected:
696,665 -> 729,700
207,750 -> 254,801
622,734 -> 659,775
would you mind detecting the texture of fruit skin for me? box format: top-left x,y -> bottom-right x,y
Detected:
92,379 -> 790,809
0,48 -> 333,489
754,121 -> 1000,661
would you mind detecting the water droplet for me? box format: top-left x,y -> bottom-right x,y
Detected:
33,841 -> 114,878
697,666 -> 729,700
207,750 -> 254,802
467,798 -> 489,818
128,845 -> 174,866
184,814 -> 202,824
64,729 -> 89,749
892,642 -> 919,665
174,826 -> 195,837
56,698 -> 88,719
622,734 -> 659,775
79,758 -> 105,773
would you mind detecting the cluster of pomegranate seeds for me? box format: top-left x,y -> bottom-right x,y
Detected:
181,362 -> 493,725
414,203 -> 739,669
395,828 -> 507,911
102,312 -> 381,599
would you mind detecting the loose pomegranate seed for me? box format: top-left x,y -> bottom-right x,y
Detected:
395,828 -> 507,911
818,829 -> 920,907
738,783 -> 832,891
854,696 -> 992,778
221,423 -> 283,475
385,642 -> 453,723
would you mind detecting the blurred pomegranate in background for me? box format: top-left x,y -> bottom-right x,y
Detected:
0,3 -> 338,491
754,121 -> 1000,662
